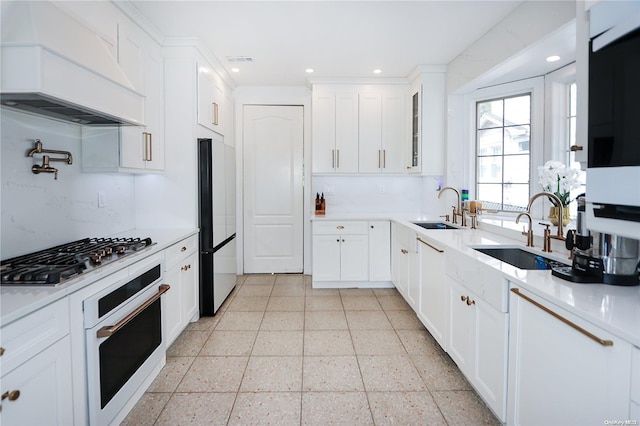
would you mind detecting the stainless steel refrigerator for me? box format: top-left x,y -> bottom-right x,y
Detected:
198,136 -> 236,315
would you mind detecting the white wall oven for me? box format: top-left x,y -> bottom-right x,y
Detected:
83,259 -> 168,425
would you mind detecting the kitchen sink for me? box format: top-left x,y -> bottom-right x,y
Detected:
413,222 -> 459,230
472,247 -> 567,270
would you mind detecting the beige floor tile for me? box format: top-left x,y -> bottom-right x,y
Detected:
121,392 -> 171,426
272,281 -> 306,296
252,330 -> 304,356
237,284 -> 274,297
154,392 -> 236,426
350,330 -> 406,355
431,390 -> 500,425
341,295 -> 382,310
368,391 -> 447,425
345,310 -> 392,330
226,296 -> 269,312
261,311 -> 305,330
215,311 -> 264,330
377,295 -> 411,311
385,310 -> 426,330
372,288 -> 399,296
301,392 -> 373,425
200,330 -> 257,356
304,330 -> 355,356
228,392 -> 302,426
396,329 -> 442,355
305,295 -> 343,311
146,356 -> 195,392
184,315 -> 220,331
305,310 -> 348,330
411,352 -> 472,391
305,285 -> 340,297
244,274 -> 277,285
275,274 -> 306,286
267,296 -> 305,311
339,288 -> 374,296
240,356 -> 303,391
166,330 -> 210,357
302,356 -> 364,391
176,356 -> 248,392
358,354 -> 427,391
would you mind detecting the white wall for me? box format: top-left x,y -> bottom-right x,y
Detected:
0,108 -> 135,258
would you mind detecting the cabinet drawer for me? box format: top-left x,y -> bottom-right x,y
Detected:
165,234 -> 199,267
0,297 -> 70,375
313,221 -> 368,235
632,346 -> 640,404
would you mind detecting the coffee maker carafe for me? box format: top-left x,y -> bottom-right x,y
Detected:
560,195 -> 640,286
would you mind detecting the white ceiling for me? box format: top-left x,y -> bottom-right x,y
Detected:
130,0 -> 539,87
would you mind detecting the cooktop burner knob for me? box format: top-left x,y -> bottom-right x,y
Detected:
115,246 -> 126,255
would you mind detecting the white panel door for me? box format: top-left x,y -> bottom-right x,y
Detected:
243,105 -> 304,273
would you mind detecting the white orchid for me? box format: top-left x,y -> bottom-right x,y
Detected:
537,160 -> 583,207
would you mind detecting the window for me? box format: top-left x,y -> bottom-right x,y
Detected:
476,94 -> 531,212
566,82 -> 586,216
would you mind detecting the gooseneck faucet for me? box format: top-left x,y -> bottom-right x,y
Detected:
515,212 -> 534,247
526,191 -> 566,242
438,186 -> 466,226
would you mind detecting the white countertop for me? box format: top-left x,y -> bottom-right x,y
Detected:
313,212 -> 640,347
0,228 -> 198,326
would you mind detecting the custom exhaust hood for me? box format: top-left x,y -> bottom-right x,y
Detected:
0,1 -> 144,126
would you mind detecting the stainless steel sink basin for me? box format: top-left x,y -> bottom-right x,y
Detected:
473,247 -> 567,270
413,222 -> 459,230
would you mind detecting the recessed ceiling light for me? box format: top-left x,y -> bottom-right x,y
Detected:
373,69 -> 382,74
546,55 -> 561,62
231,67 -> 240,73
305,68 -> 314,73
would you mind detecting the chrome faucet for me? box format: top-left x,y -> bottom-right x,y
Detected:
438,186 -> 466,226
526,191 -> 566,248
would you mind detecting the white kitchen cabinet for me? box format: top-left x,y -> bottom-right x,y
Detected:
312,221 -> 369,286
508,286 -> 632,426
164,235 -> 199,347
417,235 -> 447,348
312,87 -> 359,173
448,277 -> 508,422
368,221 -> 391,282
359,87 -> 407,174
197,60 -> 229,135
82,32 -> 164,173
408,68 -> 446,175
391,222 -> 419,309
0,298 -> 73,425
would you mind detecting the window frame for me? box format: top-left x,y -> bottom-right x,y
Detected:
465,77 -> 545,214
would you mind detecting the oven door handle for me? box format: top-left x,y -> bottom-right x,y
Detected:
97,284 -> 170,338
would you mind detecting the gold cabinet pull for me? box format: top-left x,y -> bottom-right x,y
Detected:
212,102 -> 219,125
331,150 -> 335,168
337,225 -> 344,229
181,246 -> 187,252
466,298 -> 475,306
401,249 -> 408,254
97,285 -> 170,338
570,145 -> 584,152
143,132 -> 152,161
378,150 -> 381,168
181,264 -> 191,271
336,149 -> 340,168
460,295 -> 467,302
1,390 -> 20,402
383,149 -> 386,168
511,288 -> 613,347
417,237 -> 444,253
0,347 -> 5,356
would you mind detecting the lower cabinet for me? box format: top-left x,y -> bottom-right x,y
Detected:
0,298 -> 73,425
164,235 -> 199,347
417,236 -> 447,348
508,286 -> 632,426
391,222 -> 419,309
448,277 -> 508,422
313,220 -> 393,287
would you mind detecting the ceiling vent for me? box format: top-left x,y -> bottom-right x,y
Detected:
226,56 -> 254,62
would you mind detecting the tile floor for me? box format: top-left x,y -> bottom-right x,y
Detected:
122,274 -> 499,425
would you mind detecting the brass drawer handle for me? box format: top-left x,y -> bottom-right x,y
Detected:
570,145 -> 583,152
511,288 -> 613,347
401,249 -> 408,254
0,347 -> 5,356
181,246 -> 187,252
181,264 -> 191,271
337,225 -> 344,230
97,285 -> 170,338
417,237 -> 444,253
2,390 -> 20,402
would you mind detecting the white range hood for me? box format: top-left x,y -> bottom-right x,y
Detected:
0,1 -> 144,126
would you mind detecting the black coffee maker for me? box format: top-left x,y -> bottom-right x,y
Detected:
553,195 -> 640,285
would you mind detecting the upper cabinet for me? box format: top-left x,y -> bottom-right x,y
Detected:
311,83 -> 408,175
197,61 -> 233,140
408,68 -> 446,176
